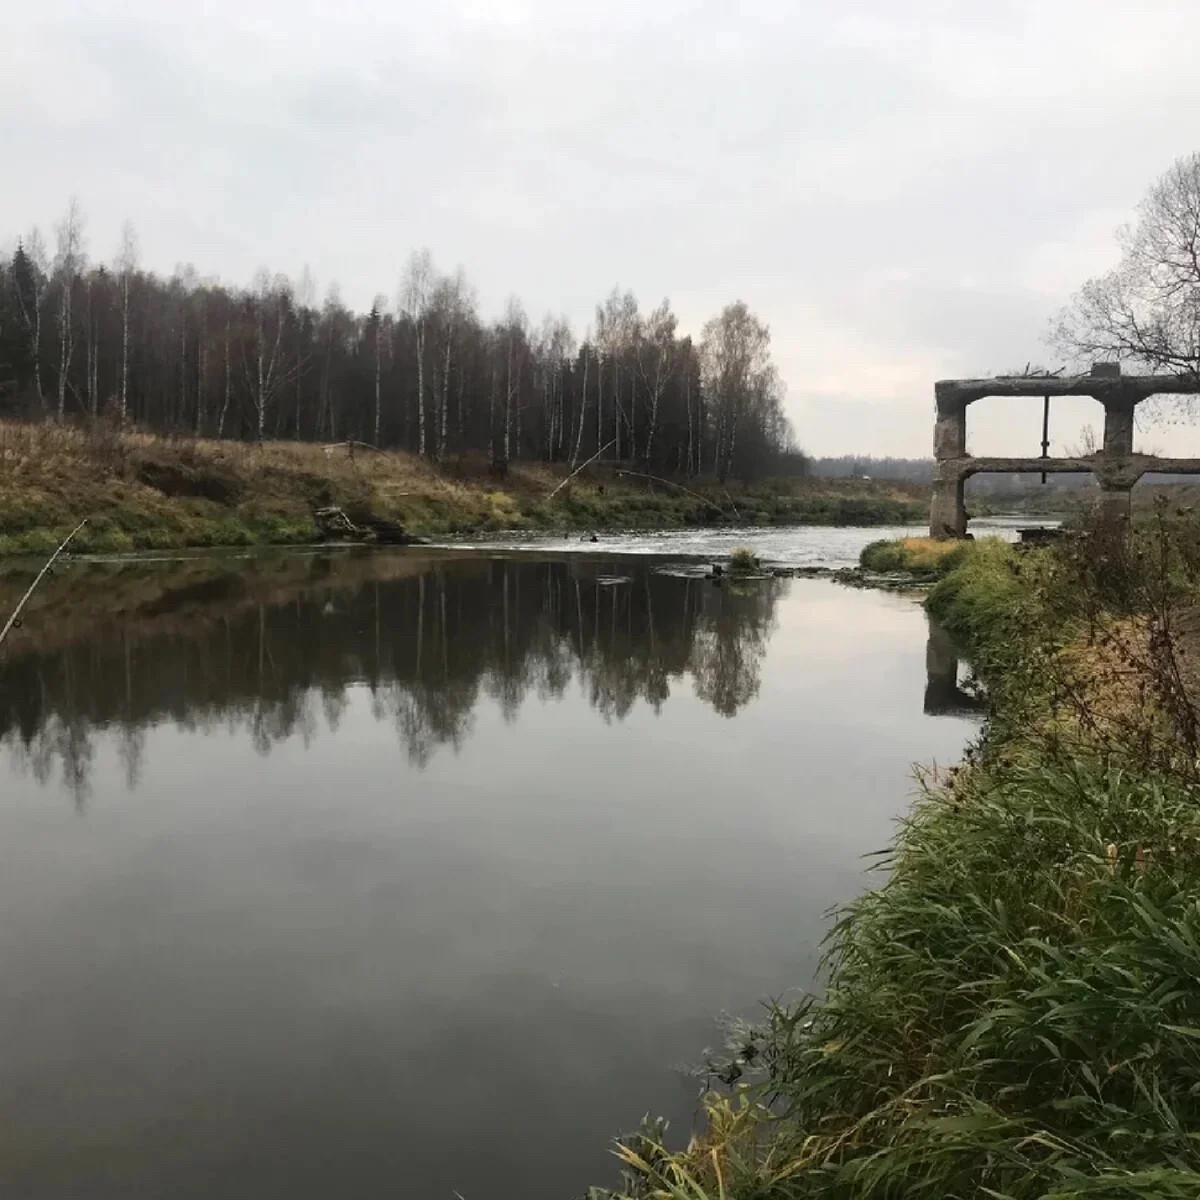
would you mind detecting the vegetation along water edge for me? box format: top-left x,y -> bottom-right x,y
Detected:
588,511 -> 1200,1199
0,419 -> 927,558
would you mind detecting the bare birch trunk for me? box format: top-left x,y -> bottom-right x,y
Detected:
571,346 -> 589,468
373,320 -> 382,446
56,278 -> 72,421
456,365 -> 466,442
33,291 -> 45,413
256,309 -> 266,442
503,333 -> 513,463
218,320 -> 231,437
685,374 -> 693,477
439,330 -> 451,461
628,364 -> 636,462
85,276 -> 97,417
416,321 -> 426,455
179,319 -> 187,429
596,354 -> 603,458
120,272 -> 129,420
196,313 -> 207,435
488,362 -> 496,463
612,361 -> 620,461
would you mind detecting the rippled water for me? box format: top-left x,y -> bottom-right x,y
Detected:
435,515 -> 1058,569
0,539 -> 984,1199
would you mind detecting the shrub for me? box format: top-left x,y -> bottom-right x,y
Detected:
860,536 -> 969,576
594,518 -> 1200,1200
606,758 -> 1200,1200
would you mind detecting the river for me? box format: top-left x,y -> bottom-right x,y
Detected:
0,525 -> 1001,1199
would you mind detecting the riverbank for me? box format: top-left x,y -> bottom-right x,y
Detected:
859,534 -> 967,578
595,520 -> 1200,1198
0,421 -> 926,557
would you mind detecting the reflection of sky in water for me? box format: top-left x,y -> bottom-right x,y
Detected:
0,554 -> 978,1200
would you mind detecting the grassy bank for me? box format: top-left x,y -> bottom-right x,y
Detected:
594,522 -> 1200,1198
859,535 -> 969,578
0,421 -> 926,557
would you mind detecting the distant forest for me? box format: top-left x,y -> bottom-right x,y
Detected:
809,456 -> 1200,496
812,456 -> 1119,497
0,202 -> 802,482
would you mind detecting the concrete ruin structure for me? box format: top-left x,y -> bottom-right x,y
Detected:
930,364 -> 1200,538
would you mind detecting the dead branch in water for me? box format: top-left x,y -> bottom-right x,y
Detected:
0,520 -> 87,650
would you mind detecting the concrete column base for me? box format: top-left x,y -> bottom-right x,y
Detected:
1096,487 -> 1132,525
929,474 -> 967,539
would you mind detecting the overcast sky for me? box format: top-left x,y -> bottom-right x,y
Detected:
5,0 -> 1200,457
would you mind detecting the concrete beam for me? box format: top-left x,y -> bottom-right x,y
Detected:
935,373 -> 1200,408
937,454 -> 1200,482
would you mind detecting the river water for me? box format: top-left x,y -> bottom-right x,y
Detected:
0,527 -> 992,1199
432,514 -> 1054,569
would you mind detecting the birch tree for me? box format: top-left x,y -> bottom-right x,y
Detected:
500,297 -> 527,468
637,299 -> 677,463
401,249 -> 434,455
53,199 -> 86,421
597,287 -> 638,460
367,295 -> 386,446
317,285 -> 352,440
116,221 -> 137,421
244,270 -> 299,442
539,315 -> 574,460
571,331 -> 593,468
701,301 -> 771,482
12,231 -> 48,412
1,210 -> 800,472
429,268 -> 473,462
83,266 -> 101,416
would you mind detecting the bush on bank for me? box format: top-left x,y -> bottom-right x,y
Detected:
859,535 -> 970,578
591,523 -> 1200,1199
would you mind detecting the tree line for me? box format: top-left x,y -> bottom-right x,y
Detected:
0,201 -> 799,481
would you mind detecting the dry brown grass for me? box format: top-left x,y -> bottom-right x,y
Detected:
894,536 -> 962,569
0,419 -> 927,557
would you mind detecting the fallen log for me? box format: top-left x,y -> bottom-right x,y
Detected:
313,507 -> 427,545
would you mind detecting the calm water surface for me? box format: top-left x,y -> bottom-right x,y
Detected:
0,540 -> 979,1199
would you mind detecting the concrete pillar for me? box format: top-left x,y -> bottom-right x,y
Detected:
929,467 -> 967,539
1096,486 -> 1132,526
931,385 -> 968,539
1102,393 -> 1136,457
933,397 -> 967,459
1096,390 -> 1136,526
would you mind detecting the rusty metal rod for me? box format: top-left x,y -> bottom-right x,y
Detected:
1041,394 -> 1050,484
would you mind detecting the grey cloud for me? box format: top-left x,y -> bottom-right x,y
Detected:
4,0 -> 1200,455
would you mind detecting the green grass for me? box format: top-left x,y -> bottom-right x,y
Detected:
592,528 -> 1200,1199
925,538 -> 1038,653
860,535 -> 971,577
0,419 -> 927,557
605,759 -> 1200,1200
729,547 -> 760,573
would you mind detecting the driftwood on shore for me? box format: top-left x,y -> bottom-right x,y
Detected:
313,507 -> 426,545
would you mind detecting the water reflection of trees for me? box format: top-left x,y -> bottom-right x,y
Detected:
0,556 -> 781,800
